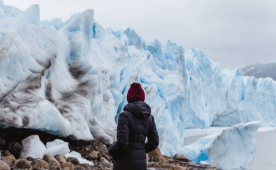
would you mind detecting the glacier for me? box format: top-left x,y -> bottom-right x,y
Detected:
1,0 -> 276,159
177,121 -> 260,170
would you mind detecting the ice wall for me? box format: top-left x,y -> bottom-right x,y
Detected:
1,1 -> 276,157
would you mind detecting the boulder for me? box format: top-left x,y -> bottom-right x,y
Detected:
15,158 -> 31,169
3,151 -> 10,157
88,151 -> 98,159
50,166 -> 62,170
147,147 -> 165,163
66,157 -> 80,165
102,154 -> 110,161
173,153 -> 191,162
8,142 -> 22,158
42,155 -> 52,162
26,157 -> 34,161
43,155 -> 60,167
61,162 -> 74,170
0,139 -> 6,146
3,155 -> 15,165
0,158 -> 10,167
0,160 -> 10,170
54,155 -> 66,164
74,165 -> 85,170
31,159 -> 49,169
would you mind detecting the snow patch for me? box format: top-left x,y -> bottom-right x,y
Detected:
65,151 -> 94,166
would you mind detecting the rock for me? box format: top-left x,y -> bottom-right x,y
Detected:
61,162 -> 74,170
43,154 -> 60,167
3,151 -> 10,157
0,139 -> 6,146
146,154 -> 149,163
3,155 -> 15,165
102,145 -> 107,149
173,153 -> 191,162
74,165 -> 85,170
42,155 -> 52,162
0,158 -> 10,167
8,142 -> 22,158
31,159 -> 49,169
0,160 -> 10,170
103,154 -> 110,161
54,155 -> 66,164
88,151 -> 98,159
15,158 -> 31,169
26,157 -> 34,161
150,162 -> 188,170
66,157 -> 80,165
147,147 -> 165,163
100,157 -> 109,164
50,166 -> 62,170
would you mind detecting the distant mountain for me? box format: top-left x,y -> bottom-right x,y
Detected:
241,62 -> 276,80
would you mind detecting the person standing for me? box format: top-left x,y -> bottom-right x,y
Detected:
108,82 -> 159,170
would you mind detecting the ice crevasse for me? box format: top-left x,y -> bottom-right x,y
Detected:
1,1 -> 276,157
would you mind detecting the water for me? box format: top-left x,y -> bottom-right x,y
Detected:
248,130 -> 276,170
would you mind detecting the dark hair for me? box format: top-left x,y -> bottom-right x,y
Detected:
128,97 -> 140,103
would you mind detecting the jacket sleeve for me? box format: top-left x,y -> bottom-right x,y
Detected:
145,115 -> 159,153
108,112 -> 129,159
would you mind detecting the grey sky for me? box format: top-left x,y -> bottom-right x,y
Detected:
3,0 -> 276,71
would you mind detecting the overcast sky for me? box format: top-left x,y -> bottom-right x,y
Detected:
3,0 -> 276,70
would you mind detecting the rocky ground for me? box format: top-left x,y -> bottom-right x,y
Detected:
0,126 -> 219,170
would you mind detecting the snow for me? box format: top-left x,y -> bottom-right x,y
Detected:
0,1 -> 22,20
20,135 -> 46,159
178,121 -> 260,170
1,0 -> 276,161
245,66 -> 255,74
42,18 -> 64,30
65,151 -> 94,166
0,4 -> 40,31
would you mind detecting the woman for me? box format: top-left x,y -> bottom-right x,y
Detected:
108,82 -> 159,170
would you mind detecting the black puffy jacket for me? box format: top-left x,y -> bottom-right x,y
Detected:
108,100 -> 159,170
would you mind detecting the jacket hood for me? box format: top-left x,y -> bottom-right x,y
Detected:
123,101 -> 151,119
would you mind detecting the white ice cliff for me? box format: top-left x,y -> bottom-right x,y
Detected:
1,0 -> 276,158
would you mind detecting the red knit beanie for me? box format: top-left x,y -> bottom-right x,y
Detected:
127,83 -> 145,103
